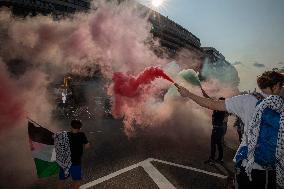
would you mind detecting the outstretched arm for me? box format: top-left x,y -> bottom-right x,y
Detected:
175,83 -> 226,111
200,86 -> 210,98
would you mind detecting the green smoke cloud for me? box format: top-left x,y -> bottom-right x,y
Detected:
201,59 -> 240,87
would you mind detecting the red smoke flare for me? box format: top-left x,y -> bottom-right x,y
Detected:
112,67 -> 174,117
0,74 -> 24,129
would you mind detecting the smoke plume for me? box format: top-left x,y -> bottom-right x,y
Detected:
0,1 -> 240,188
0,2 -> 168,187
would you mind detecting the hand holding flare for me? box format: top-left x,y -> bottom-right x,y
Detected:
174,83 -> 211,99
174,83 -> 190,97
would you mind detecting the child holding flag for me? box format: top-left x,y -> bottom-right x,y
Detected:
57,120 -> 90,189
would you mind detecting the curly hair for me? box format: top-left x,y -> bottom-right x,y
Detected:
257,71 -> 284,89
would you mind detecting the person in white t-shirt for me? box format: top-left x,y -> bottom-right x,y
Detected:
176,71 -> 284,189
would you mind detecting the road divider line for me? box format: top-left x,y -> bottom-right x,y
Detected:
80,162 -> 141,189
80,157 -> 228,189
141,160 -> 176,189
151,158 -> 228,179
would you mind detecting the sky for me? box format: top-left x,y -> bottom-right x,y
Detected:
136,0 -> 284,90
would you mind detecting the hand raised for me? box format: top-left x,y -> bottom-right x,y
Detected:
175,84 -> 190,97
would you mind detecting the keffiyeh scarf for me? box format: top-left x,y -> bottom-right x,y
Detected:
246,95 -> 284,188
54,131 -> 72,177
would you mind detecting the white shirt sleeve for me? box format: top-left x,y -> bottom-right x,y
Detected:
225,94 -> 258,123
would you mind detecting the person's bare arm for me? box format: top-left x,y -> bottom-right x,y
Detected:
200,86 -> 210,98
175,83 -> 226,111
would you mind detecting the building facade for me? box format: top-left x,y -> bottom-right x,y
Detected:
202,47 -> 225,63
149,11 -> 201,53
0,0 -> 90,16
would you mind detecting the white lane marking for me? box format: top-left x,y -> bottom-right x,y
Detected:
80,158 -> 227,189
141,160 -> 176,189
150,158 -> 228,179
80,163 -> 141,189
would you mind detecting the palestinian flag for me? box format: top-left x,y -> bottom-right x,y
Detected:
28,121 -> 59,178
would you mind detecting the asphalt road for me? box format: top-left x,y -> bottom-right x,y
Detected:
27,117 -> 237,189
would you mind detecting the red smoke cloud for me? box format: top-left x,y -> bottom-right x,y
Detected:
0,64 -> 25,129
112,67 -> 173,117
113,67 -> 173,97
0,2 -> 168,131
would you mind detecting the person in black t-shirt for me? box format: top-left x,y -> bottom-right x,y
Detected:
204,97 -> 229,165
233,116 -> 244,143
58,120 -> 90,189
